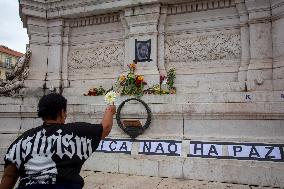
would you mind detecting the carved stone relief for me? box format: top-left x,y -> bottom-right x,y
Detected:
167,0 -> 236,15
0,49 -> 32,97
165,31 -> 241,63
68,41 -> 124,72
69,13 -> 121,28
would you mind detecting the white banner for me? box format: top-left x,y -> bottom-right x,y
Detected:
96,139 -> 132,154
138,141 -> 182,156
95,139 -> 284,162
228,145 -> 282,160
190,143 -> 223,157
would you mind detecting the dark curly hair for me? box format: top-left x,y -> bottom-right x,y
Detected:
38,93 -> 67,120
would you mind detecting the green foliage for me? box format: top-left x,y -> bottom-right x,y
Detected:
116,64 -> 146,97
166,68 -> 176,89
85,66 -> 177,96
84,86 -> 106,96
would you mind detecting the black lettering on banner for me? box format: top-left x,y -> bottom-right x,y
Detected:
265,146 -> 276,159
139,140 -> 181,156
96,139 -> 132,154
233,146 -> 243,156
96,139 -> 283,162
143,142 -> 151,153
100,140 -> 105,151
155,143 -> 164,153
168,142 -> 178,154
194,144 -> 203,155
249,146 -> 261,158
109,141 -> 117,151
208,145 -> 218,156
119,142 -> 128,151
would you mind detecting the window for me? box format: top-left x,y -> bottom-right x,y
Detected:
5,57 -> 12,68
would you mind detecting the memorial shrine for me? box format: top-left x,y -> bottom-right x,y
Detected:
0,0 -> 284,187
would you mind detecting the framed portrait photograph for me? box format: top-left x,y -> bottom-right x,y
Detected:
135,39 -> 152,62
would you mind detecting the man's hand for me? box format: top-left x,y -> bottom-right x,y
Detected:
106,105 -> 116,115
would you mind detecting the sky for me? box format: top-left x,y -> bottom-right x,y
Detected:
0,0 -> 29,53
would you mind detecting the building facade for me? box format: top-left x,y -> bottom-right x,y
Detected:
0,46 -> 24,80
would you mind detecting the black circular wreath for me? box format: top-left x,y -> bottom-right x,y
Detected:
116,98 -> 151,138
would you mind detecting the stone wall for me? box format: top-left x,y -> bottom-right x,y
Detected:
0,0 -> 283,187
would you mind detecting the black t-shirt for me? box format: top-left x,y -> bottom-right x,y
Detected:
4,122 -> 103,188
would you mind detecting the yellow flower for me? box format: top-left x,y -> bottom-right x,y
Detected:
137,75 -> 143,81
130,63 -> 136,68
119,75 -> 126,82
104,91 -> 117,104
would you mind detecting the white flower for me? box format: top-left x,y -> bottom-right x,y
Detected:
104,91 -> 117,104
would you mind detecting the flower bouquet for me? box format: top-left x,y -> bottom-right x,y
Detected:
84,86 -> 106,96
115,63 -> 147,97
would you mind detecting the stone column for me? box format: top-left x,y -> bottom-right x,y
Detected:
24,17 -> 49,93
271,0 -> 284,91
24,17 -> 64,94
157,6 -> 168,76
122,4 -> 161,86
46,19 -> 64,91
245,0 -> 273,89
62,21 -> 70,89
235,0 -> 250,82
120,12 -> 130,69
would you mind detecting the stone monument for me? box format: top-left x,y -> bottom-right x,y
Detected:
0,0 -> 283,187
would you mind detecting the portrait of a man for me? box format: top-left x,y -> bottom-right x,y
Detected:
135,39 -> 152,62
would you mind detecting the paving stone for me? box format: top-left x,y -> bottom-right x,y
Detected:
80,172 -> 271,189
156,178 -> 209,189
83,172 -> 162,189
0,169 -> 279,189
250,186 -> 281,189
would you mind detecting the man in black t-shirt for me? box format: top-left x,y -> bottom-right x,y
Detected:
0,93 -> 116,189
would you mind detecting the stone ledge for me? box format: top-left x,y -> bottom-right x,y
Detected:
66,91 -> 284,103
0,101 -> 283,119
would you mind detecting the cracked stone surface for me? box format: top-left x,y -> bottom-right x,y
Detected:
80,172 -> 281,189
0,171 -> 282,189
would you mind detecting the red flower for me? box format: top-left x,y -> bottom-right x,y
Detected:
160,75 -> 165,84
135,75 -> 144,86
